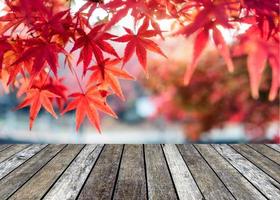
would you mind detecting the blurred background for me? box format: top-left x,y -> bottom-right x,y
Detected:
0,35 -> 279,143
0,1 -> 279,144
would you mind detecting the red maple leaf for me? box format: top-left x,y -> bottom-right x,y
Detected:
16,88 -> 60,130
62,86 -> 117,132
233,26 -> 280,101
13,39 -> 64,78
0,0 -> 50,35
71,24 -> 119,75
176,1 -> 235,84
113,18 -> 166,71
88,58 -> 135,100
31,10 -> 73,42
183,26 -> 234,85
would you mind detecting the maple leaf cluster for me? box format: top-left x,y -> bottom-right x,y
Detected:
0,0 -> 279,132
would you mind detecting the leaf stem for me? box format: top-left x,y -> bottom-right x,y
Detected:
72,66 -> 85,94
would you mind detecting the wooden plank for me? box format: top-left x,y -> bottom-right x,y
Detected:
0,144 -> 12,152
0,144 -> 46,179
163,144 -> 202,200
231,144 -> 280,182
43,144 -> 103,200
0,144 -> 29,163
78,145 -> 123,200
178,145 -> 234,200
248,144 -> 280,165
0,145 -> 65,200
195,144 -> 266,200
266,144 -> 280,153
145,144 -> 178,200
9,145 -> 84,200
213,144 -> 280,199
113,145 -> 147,200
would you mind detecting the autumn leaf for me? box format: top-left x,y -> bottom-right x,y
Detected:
113,18 -> 166,71
184,28 -> 209,85
176,1 -> 235,84
12,39 -> 64,78
212,27 -> 234,73
16,88 -> 60,130
88,58 -> 135,100
62,86 -> 117,132
71,24 -> 118,75
233,25 -> 279,100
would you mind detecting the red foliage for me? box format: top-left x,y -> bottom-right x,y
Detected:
0,0 -> 279,132
144,50 -> 279,141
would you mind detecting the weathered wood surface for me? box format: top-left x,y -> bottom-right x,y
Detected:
43,145 -> 103,200
213,144 -> 280,199
113,145 -> 147,200
231,144 -> 280,183
9,145 -> 84,200
163,144 -> 202,200
266,144 -> 280,152
195,144 -> 266,200
0,144 -> 29,163
248,144 -> 280,165
145,144 -> 178,200
178,144 -> 234,200
0,144 -> 46,179
78,144 -> 122,200
0,145 -> 65,199
0,144 -> 12,152
0,144 -> 279,200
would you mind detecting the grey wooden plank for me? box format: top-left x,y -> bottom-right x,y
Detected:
113,145 -> 147,200
213,144 -> 280,199
195,144 -> 266,200
0,144 -> 12,152
145,144 -> 177,200
163,144 -> 203,200
178,145 -> 234,200
0,144 -> 46,179
266,144 -> 280,153
43,144 -> 103,200
231,144 -> 280,182
0,144 -> 29,163
248,144 -> 280,165
0,145 -> 65,199
78,144 -> 123,200
9,144 -> 84,200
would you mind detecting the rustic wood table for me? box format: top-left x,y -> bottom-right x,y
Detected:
0,144 -> 279,200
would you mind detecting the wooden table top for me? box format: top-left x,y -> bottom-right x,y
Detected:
0,144 -> 279,200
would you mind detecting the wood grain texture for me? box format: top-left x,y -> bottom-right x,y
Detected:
9,145 -> 84,200
145,144 -> 178,200
213,144 -> 280,199
78,144 -> 123,200
1,144 -> 279,200
195,144 -> 266,200
163,144 -> 203,200
266,144 -> 280,152
231,144 -> 280,182
248,144 -> 280,165
43,144 -> 103,200
0,144 -> 12,152
113,145 -> 147,200
0,144 -> 29,163
0,145 -> 65,200
0,144 -> 46,179
178,144 -> 234,200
